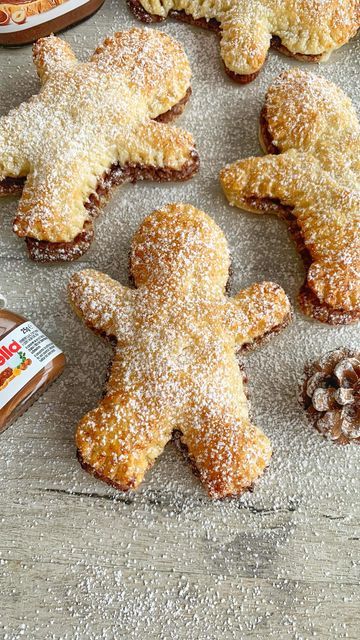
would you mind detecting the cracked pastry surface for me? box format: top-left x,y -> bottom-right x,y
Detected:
220,69 -> 360,325
68,203 -> 291,498
128,0 -> 359,81
0,29 -> 198,259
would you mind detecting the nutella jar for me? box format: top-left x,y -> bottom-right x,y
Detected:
0,296 -> 65,433
0,0 -> 104,46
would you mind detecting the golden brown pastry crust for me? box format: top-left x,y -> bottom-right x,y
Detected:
0,30 -> 199,259
220,70 -> 360,325
68,203 -> 291,498
129,0 -> 359,81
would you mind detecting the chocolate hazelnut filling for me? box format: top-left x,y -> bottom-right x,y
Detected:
270,36 -> 324,63
155,86 -> 192,123
0,88 -> 199,262
259,106 -> 280,155
128,0 -> 327,84
0,176 -> 23,197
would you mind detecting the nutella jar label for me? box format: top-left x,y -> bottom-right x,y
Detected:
0,0 -> 104,44
0,321 -> 62,410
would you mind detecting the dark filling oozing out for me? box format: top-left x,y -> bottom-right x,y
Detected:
0,88 -> 198,262
128,0 -> 325,85
246,111 -> 360,325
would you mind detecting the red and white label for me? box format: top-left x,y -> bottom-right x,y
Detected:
0,321 -> 62,410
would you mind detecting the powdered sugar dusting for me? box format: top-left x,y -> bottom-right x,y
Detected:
0,3 -> 359,638
220,68 -> 360,322
135,0 -> 359,75
1,28 -> 194,244
68,204 -> 290,498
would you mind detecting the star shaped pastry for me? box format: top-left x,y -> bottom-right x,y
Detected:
0,29 -> 199,261
221,69 -> 360,325
69,203 -> 291,498
129,0 -> 359,82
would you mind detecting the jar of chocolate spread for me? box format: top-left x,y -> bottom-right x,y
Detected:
0,296 -> 65,433
0,0 -> 104,46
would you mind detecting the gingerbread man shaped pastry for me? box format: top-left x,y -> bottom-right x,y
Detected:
69,204 -> 291,498
221,70 -> 360,325
129,0 -> 359,82
0,29 -> 199,261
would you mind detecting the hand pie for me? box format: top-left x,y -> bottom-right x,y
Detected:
0,30 -> 199,261
221,70 -> 360,325
68,203 -> 291,498
129,0 -> 359,82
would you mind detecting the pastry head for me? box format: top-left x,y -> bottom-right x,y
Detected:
130,203 -> 230,292
261,68 -> 360,154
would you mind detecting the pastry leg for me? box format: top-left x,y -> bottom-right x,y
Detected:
76,390 -> 174,490
13,158 -> 92,243
180,405 -> 272,498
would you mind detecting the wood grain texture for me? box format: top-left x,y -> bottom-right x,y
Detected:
0,2 -> 359,638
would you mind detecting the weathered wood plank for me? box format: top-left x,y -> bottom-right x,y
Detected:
0,4 -> 359,639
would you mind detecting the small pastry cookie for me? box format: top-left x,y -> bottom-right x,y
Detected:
128,0 -> 359,83
0,29 -> 199,261
68,203 -> 291,498
220,70 -> 360,325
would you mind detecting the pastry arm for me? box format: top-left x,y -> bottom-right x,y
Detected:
220,8 -> 271,76
33,35 -> 77,84
221,150 -> 316,210
0,108 -> 34,181
220,150 -> 356,254
221,150 -> 360,311
68,269 -> 128,338
227,282 -> 291,348
118,120 -> 197,171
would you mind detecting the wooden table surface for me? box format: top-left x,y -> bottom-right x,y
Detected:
0,3 -> 359,639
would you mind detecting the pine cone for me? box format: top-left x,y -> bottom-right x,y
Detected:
302,348 -> 360,445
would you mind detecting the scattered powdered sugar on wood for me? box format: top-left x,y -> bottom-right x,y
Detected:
0,3 -> 359,639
